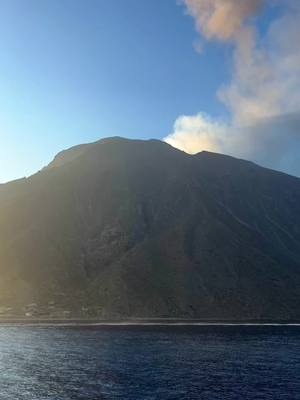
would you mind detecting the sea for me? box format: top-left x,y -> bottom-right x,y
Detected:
0,324 -> 299,399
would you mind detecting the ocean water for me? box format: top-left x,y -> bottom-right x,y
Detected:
0,325 -> 299,399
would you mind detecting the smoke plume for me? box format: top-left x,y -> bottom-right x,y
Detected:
184,0 -> 263,41
164,0 -> 300,176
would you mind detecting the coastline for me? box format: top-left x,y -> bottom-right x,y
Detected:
0,318 -> 300,327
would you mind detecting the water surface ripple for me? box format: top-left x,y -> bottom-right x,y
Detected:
0,325 -> 299,399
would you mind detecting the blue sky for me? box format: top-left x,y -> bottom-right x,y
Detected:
0,0 -> 288,182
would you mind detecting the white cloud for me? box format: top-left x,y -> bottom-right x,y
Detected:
165,113 -> 225,154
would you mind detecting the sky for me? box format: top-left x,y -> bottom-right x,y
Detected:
0,0 -> 299,182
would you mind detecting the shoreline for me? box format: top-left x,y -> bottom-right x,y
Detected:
0,318 -> 300,327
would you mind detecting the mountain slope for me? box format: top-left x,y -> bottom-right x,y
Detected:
0,137 -> 300,319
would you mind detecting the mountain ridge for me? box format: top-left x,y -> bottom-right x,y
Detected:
0,137 -> 300,320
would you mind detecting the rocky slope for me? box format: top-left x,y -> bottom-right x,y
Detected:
0,137 -> 300,319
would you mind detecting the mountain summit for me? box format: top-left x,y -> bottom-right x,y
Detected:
1,137 -> 300,319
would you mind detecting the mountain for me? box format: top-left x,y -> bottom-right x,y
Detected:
1,137 -> 300,320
